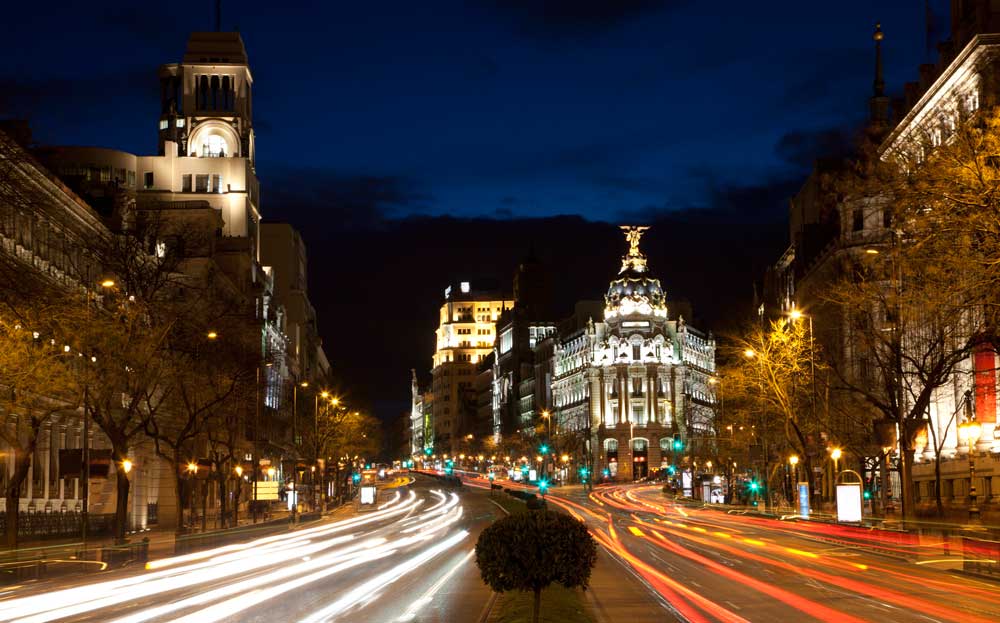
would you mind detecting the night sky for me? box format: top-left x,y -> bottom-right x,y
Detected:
1,1 -> 949,424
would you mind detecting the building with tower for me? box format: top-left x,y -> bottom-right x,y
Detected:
30,31 -> 289,530
551,227 -> 716,480
429,282 -> 513,453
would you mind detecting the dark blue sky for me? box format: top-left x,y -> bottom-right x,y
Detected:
2,1 -> 942,225
0,1 -> 952,421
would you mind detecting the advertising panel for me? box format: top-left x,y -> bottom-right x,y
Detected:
836,484 -> 862,522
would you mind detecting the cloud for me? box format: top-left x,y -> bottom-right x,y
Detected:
619,168 -> 801,226
263,168 -> 431,229
774,127 -> 855,169
481,0 -> 683,40
0,68 -> 155,119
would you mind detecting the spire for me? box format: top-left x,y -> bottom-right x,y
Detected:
873,23 -> 885,97
869,23 -> 890,128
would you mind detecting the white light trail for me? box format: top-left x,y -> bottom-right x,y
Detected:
301,529 -> 470,623
0,489 -> 468,623
396,548 -> 475,622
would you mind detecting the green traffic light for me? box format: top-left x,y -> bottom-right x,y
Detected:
539,444 -> 549,454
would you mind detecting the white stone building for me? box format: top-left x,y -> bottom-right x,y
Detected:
552,227 -> 716,480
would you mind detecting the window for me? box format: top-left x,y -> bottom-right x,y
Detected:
182,174 -> 192,192
143,172 -> 154,189
159,119 -> 168,130
211,174 -> 222,193
852,208 -> 864,232
632,344 -> 641,360
195,174 -> 209,193
633,405 -> 645,426
155,241 -> 166,258
203,134 -> 226,157
176,118 -> 185,128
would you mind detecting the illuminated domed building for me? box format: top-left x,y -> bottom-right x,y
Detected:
552,226 -> 716,480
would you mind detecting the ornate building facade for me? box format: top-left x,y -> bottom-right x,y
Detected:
552,227 -> 716,479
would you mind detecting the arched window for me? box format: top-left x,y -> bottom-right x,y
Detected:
604,438 -> 618,453
203,134 -> 227,158
659,437 -> 670,452
632,438 -> 648,452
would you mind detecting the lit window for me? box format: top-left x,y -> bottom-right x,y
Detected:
155,241 -> 166,258
176,119 -> 185,128
159,119 -> 168,130
203,134 -> 226,157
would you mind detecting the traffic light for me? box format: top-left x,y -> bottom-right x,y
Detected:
539,444 -> 550,454
538,479 -> 549,495
672,433 -> 683,451
488,471 -> 495,481
579,467 -> 589,483
667,465 -> 677,475
352,472 -> 361,484
424,447 -> 432,456
863,489 -> 872,500
602,468 -> 610,477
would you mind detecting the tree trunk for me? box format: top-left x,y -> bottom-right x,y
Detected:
899,439 -> 916,521
233,477 -> 241,527
114,460 -> 130,543
4,450 -> 32,549
933,453 -> 944,517
532,587 -> 541,623
171,452 -> 185,534
217,475 -> 227,529
877,453 -> 888,517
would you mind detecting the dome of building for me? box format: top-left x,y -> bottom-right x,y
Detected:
604,226 -> 668,320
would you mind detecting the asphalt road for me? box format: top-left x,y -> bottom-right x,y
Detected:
0,475 -> 499,623
529,481 -> 1000,623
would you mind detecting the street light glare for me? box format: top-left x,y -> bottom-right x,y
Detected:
789,309 -> 803,320
207,331 -> 218,340
743,348 -> 756,359
100,279 -> 116,288
830,448 -> 842,461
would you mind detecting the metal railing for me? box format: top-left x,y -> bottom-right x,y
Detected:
0,511 -> 115,540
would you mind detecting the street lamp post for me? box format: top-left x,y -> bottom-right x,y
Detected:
291,380 -> 309,523
186,462 -> 198,530
958,420 -> 982,523
830,447 -> 842,502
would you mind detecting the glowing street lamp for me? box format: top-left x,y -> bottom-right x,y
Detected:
958,420 -> 983,521
121,459 -> 133,474
743,348 -> 756,359
206,331 -> 218,340
100,279 -> 116,288
187,462 -> 198,475
234,465 -> 243,477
